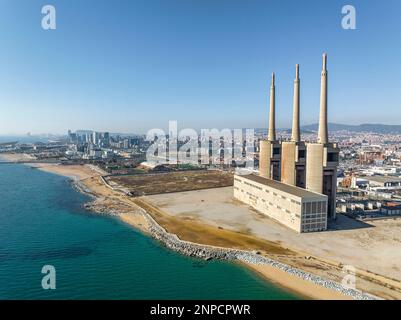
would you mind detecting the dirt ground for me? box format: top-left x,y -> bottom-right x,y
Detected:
31,164 -> 401,299
107,170 -> 233,195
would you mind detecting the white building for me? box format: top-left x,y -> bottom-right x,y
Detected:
234,174 -> 328,233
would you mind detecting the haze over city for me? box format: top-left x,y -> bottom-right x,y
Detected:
1,0 -> 401,135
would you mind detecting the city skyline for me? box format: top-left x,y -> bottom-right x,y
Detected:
1,0 -> 401,135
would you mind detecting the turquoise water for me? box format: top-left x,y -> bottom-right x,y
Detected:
0,164 -> 298,300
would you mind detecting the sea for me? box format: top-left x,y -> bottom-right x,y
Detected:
0,163 -> 299,299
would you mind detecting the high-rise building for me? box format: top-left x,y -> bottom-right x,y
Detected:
103,132 -> 110,144
92,131 -> 100,146
281,64 -> 306,189
67,130 -> 77,144
99,132 -> 110,147
305,54 -> 339,219
85,133 -> 92,144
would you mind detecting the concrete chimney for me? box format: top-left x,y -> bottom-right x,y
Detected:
291,64 -> 300,142
268,73 -> 276,142
317,53 -> 328,144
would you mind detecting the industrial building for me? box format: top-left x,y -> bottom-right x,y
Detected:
234,175 -> 328,233
234,54 -> 339,233
348,175 -> 401,191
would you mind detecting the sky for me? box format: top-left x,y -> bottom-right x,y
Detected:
0,0 -> 401,135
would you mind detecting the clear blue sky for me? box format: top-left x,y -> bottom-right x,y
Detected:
0,0 -> 400,135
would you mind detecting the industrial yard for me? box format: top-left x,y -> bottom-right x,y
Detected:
25,162 -> 401,299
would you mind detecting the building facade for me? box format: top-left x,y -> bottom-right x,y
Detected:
258,54 -> 339,219
235,54 -> 339,233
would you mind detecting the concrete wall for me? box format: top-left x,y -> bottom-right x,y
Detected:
281,142 -> 296,186
259,140 -> 281,181
301,200 -> 328,232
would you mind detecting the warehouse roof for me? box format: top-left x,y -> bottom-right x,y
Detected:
237,174 -> 327,199
365,176 -> 401,183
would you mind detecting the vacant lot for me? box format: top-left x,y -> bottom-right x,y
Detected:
107,170 -> 233,196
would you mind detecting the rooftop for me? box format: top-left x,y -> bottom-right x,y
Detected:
237,174 -> 327,199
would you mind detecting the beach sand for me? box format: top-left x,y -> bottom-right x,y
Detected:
29,163 -> 152,234
26,162 -> 365,300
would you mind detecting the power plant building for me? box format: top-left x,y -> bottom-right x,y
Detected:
259,73 -> 281,181
234,54 -> 339,233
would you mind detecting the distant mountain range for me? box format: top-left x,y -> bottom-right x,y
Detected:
300,123 -> 401,134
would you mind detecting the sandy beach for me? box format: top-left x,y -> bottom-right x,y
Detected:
28,163 -> 152,235
16,161 -> 376,300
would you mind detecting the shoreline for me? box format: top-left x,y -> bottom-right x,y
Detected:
9,160 -> 376,300
0,152 -> 37,163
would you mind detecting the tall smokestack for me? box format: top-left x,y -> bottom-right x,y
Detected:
317,53 -> 328,144
291,64 -> 300,142
268,73 -> 276,141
